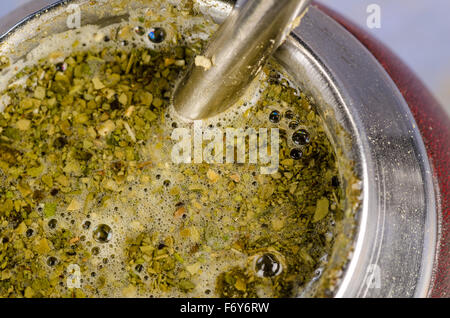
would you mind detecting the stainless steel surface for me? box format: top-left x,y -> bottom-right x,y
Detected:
0,0 -> 438,297
173,0 -> 311,120
0,0 -> 57,36
277,8 -> 437,297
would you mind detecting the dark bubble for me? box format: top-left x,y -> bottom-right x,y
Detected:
93,224 -> 112,243
288,121 -> 299,130
284,110 -> 294,120
83,220 -> 91,230
255,253 -> 282,277
290,148 -> 303,160
50,188 -> 59,196
56,62 -> 67,72
104,35 -> 111,42
134,26 -> 146,36
47,256 -> 58,267
163,180 -> 171,187
92,247 -> 100,255
269,110 -> 281,123
148,27 -> 166,43
292,129 -> 310,146
48,219 -> 58,229
26,229 -> 34,237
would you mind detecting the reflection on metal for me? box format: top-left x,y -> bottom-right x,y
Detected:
274,7 -> 436,297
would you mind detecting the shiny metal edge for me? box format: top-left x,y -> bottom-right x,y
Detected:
276,7 -> 436,297
0,0 -> 67,42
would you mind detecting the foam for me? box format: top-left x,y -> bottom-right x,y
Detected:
0,1 -> 218,93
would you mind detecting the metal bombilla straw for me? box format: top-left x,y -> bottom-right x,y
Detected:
173,0 -> 312,120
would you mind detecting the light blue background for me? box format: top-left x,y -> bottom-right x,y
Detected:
1,0 -> 449,115
319,0 -> 450,115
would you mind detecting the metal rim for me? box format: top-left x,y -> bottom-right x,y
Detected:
276,6 -> 436,297
0,0 -> 67,42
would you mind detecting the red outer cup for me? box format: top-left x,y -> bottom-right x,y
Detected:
314,3 -> 450,297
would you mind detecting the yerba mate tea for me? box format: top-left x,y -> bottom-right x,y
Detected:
0,0 -> 355,298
